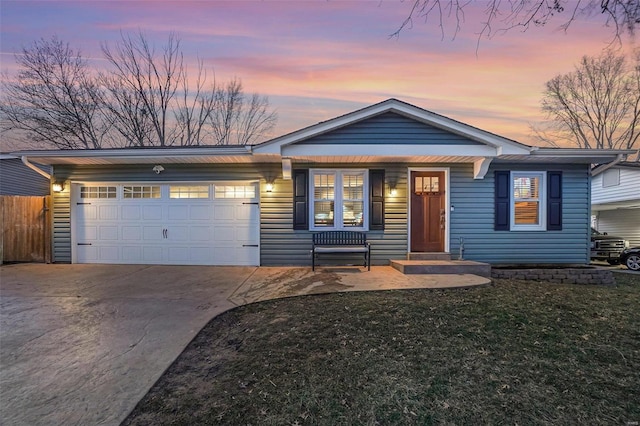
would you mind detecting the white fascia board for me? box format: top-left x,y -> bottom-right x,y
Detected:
533,148 -> 635,158
281,144 -> 499,157
12,147 -> 250,157
11,147 -> 251,164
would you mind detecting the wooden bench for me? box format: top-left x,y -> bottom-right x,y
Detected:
311,231 -> 370,271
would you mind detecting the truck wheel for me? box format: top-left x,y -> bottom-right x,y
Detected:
625,254 -> 640,271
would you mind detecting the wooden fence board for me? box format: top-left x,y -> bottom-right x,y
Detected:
1,196 -> 51,263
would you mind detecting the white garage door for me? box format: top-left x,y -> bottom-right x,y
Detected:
72,182 -> 260,265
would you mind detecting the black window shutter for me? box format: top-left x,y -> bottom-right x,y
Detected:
369,169 -> 385,230
547,171 -> 562,231
495,170 -> 510,231
292,169 -> 308,230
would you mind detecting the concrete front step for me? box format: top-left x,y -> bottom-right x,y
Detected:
408,252 -> 452,261
391,259 -> 492,278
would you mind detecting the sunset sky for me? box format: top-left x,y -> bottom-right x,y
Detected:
1,1 -> 635,149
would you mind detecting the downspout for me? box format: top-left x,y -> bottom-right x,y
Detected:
591,153 -> 627,177
21,156 -> 51,179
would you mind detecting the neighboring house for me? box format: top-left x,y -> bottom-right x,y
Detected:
0,154 -> 51,196
591,162 -> 640,246
11,99 -> 633,266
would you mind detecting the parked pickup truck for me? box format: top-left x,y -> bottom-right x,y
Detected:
591,228 -> 628,265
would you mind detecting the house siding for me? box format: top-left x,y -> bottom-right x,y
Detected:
449,163 -> 591,264
51,162 -> 592,266
592,166 -> 640,205
593,209 -> 640,246
298,112 -> 485,146
52,185 -> 72,263
0,158 -> 51,196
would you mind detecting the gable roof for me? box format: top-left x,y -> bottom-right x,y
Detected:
252,98 -> 534,157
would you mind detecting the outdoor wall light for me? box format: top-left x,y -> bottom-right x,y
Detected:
265,182 -> 274,193
52,181 -> 65,192
390,186 -> 398,196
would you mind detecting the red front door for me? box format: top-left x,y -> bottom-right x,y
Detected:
410,171 -> 445,252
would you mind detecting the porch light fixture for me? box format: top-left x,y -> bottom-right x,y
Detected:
52,181 -> 65,192
389,186 -> 398,196
265,182 -> 274,193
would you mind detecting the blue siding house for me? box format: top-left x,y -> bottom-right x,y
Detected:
11,99 -> 634,266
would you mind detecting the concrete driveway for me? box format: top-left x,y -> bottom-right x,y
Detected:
0,263 -> 488,425
0,264 -> 255,426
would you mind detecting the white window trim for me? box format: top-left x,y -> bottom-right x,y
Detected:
309,169 -> 369,231
510,171 -> 546,231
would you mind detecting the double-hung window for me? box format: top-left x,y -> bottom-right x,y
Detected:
511,172 -> 545,230
310,169 -> 368,230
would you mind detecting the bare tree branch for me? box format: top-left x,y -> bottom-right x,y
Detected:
393,0 -> 639,44
0,37 -> 110,149
2,33 -> 278,149
209,78 -> 277,145
101,32 -> 183,146
534,50 -> 640,160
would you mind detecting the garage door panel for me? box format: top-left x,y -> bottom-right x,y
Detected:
214,205 -> 235,220
189,205 -> 211,220
121,226 -> 142,240
77,225 -> 98,241
143,226 -> 163,241
167,246 -> 190,262
142,246 -> 163,262
189,226 -> 212,241
142,206 -> 163,220
168,226 -> 189,241
77,245 -> 99,262
99,226 -> 118,240
168,205 -> 189,220
77,205 -> 98,221
213,226 -> 235,241
188,247 -> 213,263
121,206 -> 141,220
99,205 -> 119,220
98,246 -> 120,261
122,246 -> 143,261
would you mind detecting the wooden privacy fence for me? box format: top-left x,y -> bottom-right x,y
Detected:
0,196 -> 51,263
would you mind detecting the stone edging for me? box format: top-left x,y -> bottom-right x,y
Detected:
491,268 -> 615,286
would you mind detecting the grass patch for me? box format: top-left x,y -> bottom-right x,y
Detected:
124,274 -> 640,425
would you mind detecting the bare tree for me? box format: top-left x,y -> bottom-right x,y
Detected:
0,37 -> 109,149
209,78 -> 277,145
1,34 -> 277,149
534,50 -> 640,159
393,0 -> 639,44
174,60 -> 216,146
101,32 -> 183,146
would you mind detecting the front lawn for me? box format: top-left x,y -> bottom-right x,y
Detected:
124,274 -> 640,425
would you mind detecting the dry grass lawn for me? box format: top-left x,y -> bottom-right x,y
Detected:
123,273 -> 640,425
